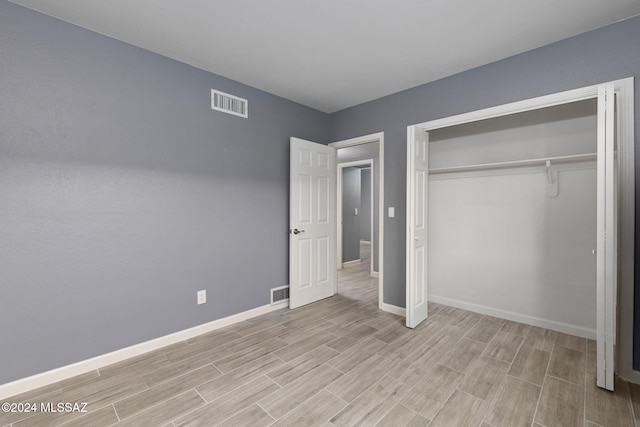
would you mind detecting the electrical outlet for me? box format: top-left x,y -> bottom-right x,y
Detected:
197,290 -> 206,305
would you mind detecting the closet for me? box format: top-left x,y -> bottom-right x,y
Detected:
428,99 -> 597,337
405,79 -> 635,391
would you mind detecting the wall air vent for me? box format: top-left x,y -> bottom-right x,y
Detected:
211,89 -> 248,118
270,286 -> 289,305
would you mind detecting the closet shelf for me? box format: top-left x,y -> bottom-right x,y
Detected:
429,152 -> 597,174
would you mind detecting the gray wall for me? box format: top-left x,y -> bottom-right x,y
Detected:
360,168 -> 372,241
0,1 -> 328,384
328,15 -> 640,317
342,167 -> 361,262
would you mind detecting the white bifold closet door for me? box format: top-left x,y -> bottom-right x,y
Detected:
406,128 -> 429,328
596,83 -> 616,391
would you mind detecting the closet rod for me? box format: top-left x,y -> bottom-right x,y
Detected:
429,152 -> 596,174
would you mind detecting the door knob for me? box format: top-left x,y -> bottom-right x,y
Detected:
292,228 -> 305,235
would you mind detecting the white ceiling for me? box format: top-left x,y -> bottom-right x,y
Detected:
9,0 -> 640,113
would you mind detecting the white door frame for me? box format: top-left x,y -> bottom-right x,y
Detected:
330,133 -> 387,312
337,159 -> 374,274
406,77 -> 635,386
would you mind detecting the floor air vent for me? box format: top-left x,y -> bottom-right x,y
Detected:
211,89 -> 248,118
271,286 -> 289,305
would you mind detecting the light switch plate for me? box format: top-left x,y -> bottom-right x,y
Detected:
388,207 -> 395,218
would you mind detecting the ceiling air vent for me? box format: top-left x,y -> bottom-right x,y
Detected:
211,89 -> 248,118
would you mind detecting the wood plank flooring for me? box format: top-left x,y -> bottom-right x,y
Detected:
2,242 -> 638,426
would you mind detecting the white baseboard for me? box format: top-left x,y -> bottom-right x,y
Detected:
371,271 -> 379,278
342,259 -> 361,267
429,295 -> 596,339
381,303 -> 405,317
0,303 -> 285,400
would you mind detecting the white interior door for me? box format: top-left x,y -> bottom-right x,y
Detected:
289,137 -> 337,309
596,83 -> 617,391
406,126 -> 429,328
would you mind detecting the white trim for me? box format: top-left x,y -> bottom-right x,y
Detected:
270,299 -> 289,306
331,132 -> 383,148
429,296 -> 596,339
381,303 -> 405,317
337,160 -> 374,167
0,303 -> 284,400
415,85 -> 602,132
330,132 -> 384,311
367,165 -> 374,277
342,259 -> 361,267
371,271 -> 379,278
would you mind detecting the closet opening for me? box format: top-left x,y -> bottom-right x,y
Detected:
406,78 -> 635,390
428,98 -> 598,341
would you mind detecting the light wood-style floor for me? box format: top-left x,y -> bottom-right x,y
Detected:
2,242 -> 639,427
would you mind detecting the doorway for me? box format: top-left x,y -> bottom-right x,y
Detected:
330,133 -> 386,312
405,78 -> 635,390
337,160 -> 374,271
